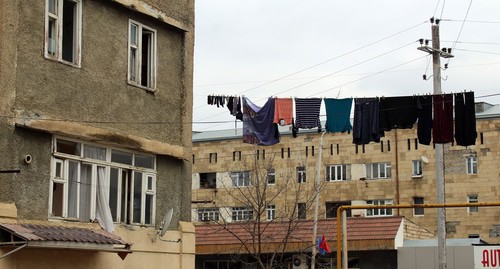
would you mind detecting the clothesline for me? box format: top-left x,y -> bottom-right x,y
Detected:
207,92 -> 477,148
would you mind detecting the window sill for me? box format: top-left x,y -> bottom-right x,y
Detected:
127,81 -> 157,93
44,55 -> 81,68
412,175 -> 423,179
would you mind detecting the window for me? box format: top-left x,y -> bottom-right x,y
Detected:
326,164 -> 348,181
50,138 -> 156,225
366,163 -> 391,179
199,172 -> 216,189
266,205 -> 275,221
128,20 -> 157,90
209,153 -> 217,163
366,199 -> 393,217
231,171 -> 250,187
325,201 -> 351,218
44,0 -> 82,66
412,160 -> 423,177
233,151 -> 241,161
468,194 -> 478,213
197,208 -> 219,222
232,207 -> 253,221
297,203 -> 307,220
466,156 -> 478,175
297,167 -> 306,183
413,197 -> 424,216
267,168 -> 275,185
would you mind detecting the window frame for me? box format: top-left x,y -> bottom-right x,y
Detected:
412,160 -> 423,178
44,0 -> 82,67
49,137 -> 157,226
197,208 -> 220,222
266,205 -> 276,221
127,19 -> 157,91
230,171 -> 251,187
267,168 -> 276,185
231,207 -> 253,222
297,166 -> 306,183
467,194 -> 479,213
413,197 -> 424,216
466,156 -> 478,175
366,162 -> 391,179
297,202 -> 307,220
326,164 -> 348,181
366,199 -> 393,217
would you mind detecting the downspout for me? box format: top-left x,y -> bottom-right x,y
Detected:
394,130 -> 400,216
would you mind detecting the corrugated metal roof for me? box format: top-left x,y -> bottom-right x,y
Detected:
0,223 -> 129,246
196,216 -> 403,246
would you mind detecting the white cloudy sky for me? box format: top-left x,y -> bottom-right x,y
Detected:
193,0 -> 500,131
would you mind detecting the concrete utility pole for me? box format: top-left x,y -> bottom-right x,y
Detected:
418,17 -> 454,269
311,131 -> 326,269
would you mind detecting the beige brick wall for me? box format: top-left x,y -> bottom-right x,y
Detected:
192,117 -> 500,243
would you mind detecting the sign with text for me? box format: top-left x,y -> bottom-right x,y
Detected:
475,246 -> 500,268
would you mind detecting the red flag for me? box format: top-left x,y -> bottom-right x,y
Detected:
319,236 -> 330,254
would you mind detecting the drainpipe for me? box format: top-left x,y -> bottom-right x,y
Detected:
395,130 -> 400,216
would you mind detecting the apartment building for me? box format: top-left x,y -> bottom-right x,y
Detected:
0,1 -> 194,268
191,102 -> 500,268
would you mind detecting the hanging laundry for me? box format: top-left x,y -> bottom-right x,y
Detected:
273,98 -> 293,126
242,97 -> 280,146
417,95 -> 433,145
293,98 -> 322,136
324,98 -> 353,133
353,98 -> 383,145
432,94 -> 454,144
379,96 -> 418,131
226,96 -> 243,121
454,92 -> 477,146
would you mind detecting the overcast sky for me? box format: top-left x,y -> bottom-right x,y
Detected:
193,0 -> 500,131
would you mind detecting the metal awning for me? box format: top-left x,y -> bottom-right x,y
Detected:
0,223 -> 131,259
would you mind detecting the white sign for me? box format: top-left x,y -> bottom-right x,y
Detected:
474,246 -> 500,268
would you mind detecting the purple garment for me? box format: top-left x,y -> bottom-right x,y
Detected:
433,94 -> 454,144
242,97 -> 280,146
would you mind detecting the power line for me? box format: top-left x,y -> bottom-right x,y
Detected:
454,48 -> 500,56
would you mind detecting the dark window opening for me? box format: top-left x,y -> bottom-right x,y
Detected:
200,172 -> 217,189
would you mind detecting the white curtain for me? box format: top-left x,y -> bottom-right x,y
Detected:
85,146 -> 114,232
67,161 -> 78,218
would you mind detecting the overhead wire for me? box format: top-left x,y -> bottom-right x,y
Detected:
446,0 -> 474,66
194,21 -> 428,115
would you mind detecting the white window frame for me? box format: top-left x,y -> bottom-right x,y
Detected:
49,137 -> 157,226
128,20 -> 157,91
197,208 -> 220,222
297,167 -> 306,183
231,171 -> 251,187
231,207 -> 253,221
326,164 -> 347,181
44,0 -> 82,66
413,197 -> 424,216
267,168 -> 276,185
412,160 -> 423,178
467,194 -> 479,213
366,199 -> 393,217
466,156 -> 478,175
266,205 -> 275,221
366,163 -> 391,179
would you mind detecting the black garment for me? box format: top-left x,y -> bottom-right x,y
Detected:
353,98 -> 383,145
379,96 -> 418,131
417,95 -> 433,145
454,92 -> 477,146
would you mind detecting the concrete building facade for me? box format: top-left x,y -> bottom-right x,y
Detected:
0,0 -> 195,268
191,103 -> 500,267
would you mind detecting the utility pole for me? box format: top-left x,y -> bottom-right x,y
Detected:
418,17 -> 454,269
311,131 -> 325,269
